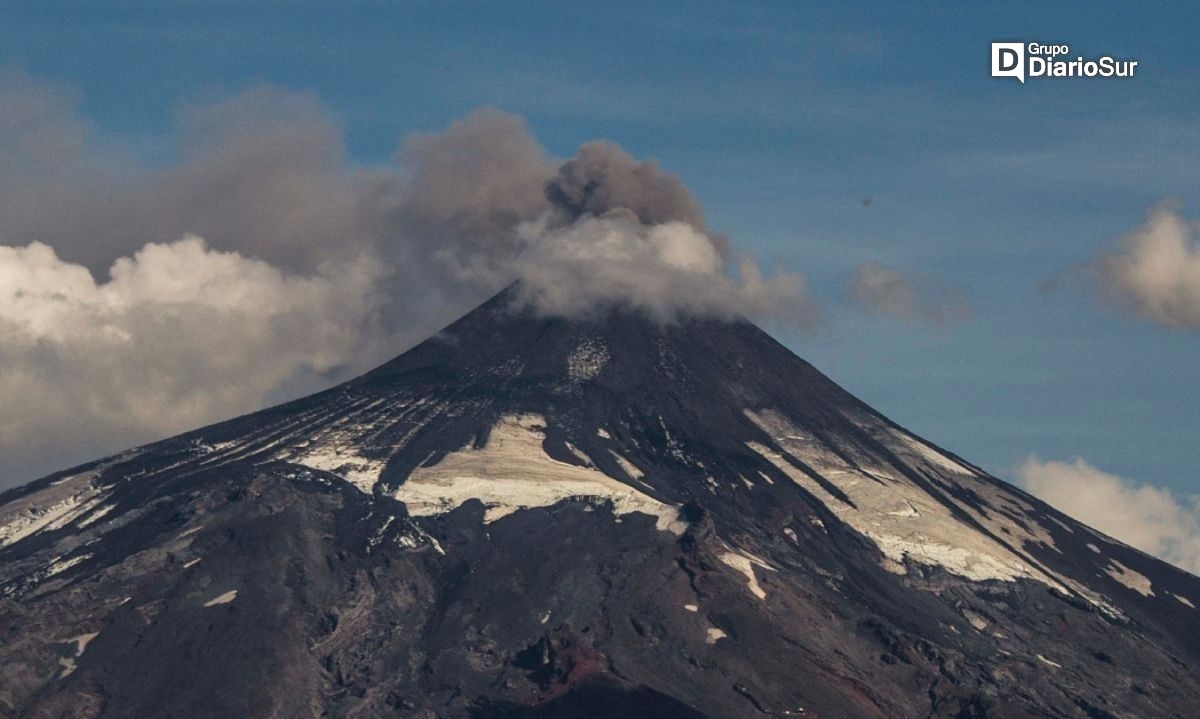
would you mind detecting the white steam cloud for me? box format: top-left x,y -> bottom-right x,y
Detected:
1088,203 -> 1200,329
0,71 -> 815,486
848,262 -> 971,325
1017,455 -> 1200,575
512,215 -> 812,322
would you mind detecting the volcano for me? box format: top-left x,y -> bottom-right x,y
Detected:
1,287 -> 1198,718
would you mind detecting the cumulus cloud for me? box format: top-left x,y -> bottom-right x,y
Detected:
847,262 -> 971,325
0,71 -> 817,486
0,237 -> 388,483
1017,455 -> 1200,575
1087,203 -> 1200,329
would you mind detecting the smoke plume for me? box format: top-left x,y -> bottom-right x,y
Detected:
0,71 -> 815,486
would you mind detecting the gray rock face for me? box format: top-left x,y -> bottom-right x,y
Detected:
2,287 -> 1199,718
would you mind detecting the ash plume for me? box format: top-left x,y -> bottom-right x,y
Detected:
545,141 -> 707,229
0,71 -> 815,486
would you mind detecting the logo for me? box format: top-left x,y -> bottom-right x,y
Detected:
991,42 -> 1025,82
991,42 -> 1138,83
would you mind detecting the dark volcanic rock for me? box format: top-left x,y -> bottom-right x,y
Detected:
1,287 -> 1198,718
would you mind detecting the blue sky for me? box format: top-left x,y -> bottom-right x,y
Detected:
1,2 -> 1197,500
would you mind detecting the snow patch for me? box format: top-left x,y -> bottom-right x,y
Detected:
287,444 -> 385,494
58,657 -> 76,678
609,451 -> 644,480
268,396 -> 407,492
1036,654 -> 1062,668
872,536 -> 1037,584
960,609 -> 989,631
395,414 -> 685,534
719,548 -> 774,601
1,456 -> 138,552
1047,515 -> 1075,533
684,604 -> 699,612
564,442 -> 592,466
0,496 -> 86,548
76,501 -> 118,529
1104,560 -> 1154,597
1087,543 -> 1101,554
73,632 -> 99,655
367,515 -> 396,553
896,433 -> 975,475
177,524 -> 205,539
0,467 -> 111,548
46,554 -> 90,578
706,626 -> 727,644
57,631 -> 100,678
1174,594 -> 1195,609
744,409 -> 1065,588
203,590 -> 238,607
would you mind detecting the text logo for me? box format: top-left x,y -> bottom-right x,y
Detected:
991,42 -> 1138,83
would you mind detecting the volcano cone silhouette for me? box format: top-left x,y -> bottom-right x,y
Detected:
1,287 -> 1198,717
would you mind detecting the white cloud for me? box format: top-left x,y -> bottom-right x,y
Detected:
511,214 -> 815,323
0,237 -> 388,485
848,262 -> 971,325
1017,455 -> 1200,574
1089,203 -> 1200,329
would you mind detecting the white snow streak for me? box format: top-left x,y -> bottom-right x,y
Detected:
1104,559 -> 1155,597
743,409 -> 1061,587
609,451 -> 646,481
203,590 -> 238,607
896,433 -> 975,475
394,414 -> 685,534
287,444 -> 386,493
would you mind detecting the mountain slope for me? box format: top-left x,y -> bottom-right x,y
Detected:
1,287 -> 1198,718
